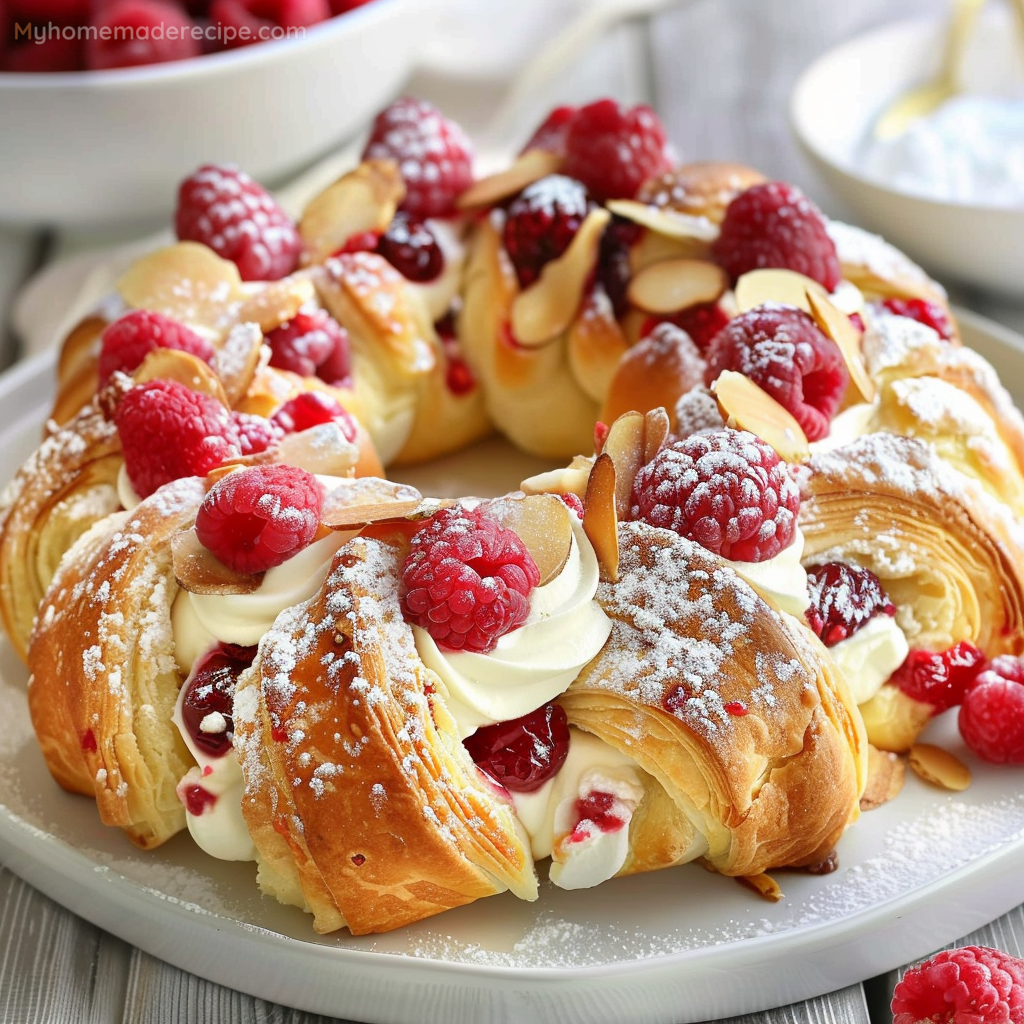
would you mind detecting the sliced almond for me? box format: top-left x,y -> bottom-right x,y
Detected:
214,322 -> 265,407
805,288 -> 876,403
485,493 -> 574,587
712,370 -> 810,463
272,422 -> 359,477
607,199 -> 719,243
909,742 -> 972,792
132,348 -> 229,406
321,496 -> 425,530
602,411 -> 645,521
860,745 -> 906,811
733,267 -> 827,315
583,452 -> 619,583
172,528 -> 263,595
627,258 -> 727,315
643,408 -> 670,464
737,873 -> 782,902
510,207 -> 611,347
456,149 -> 563,210
236,275 -> 317,335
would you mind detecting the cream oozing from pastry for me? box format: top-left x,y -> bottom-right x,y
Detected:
722,528 -> 810,618
811,402 -> 876,453
827,613 -> 910,706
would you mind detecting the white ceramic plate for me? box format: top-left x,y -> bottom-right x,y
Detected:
3,311 -> 1024,1024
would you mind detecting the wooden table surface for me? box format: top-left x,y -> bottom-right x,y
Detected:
2,1 -> 1024,1021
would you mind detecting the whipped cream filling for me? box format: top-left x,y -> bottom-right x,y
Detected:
117,463 -> 142,511
810,402 -> 877,454
829,613 -> 910,706
414,515 -> 613,737
723,528 -> 809,619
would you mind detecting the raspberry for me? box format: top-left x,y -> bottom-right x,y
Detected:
85,1 -> 201,70
562,98 -> 673,202
629,427 -> 800,562
712,182 -> 841,290
330,0 -> 374,11
115,380 -> 240,499
804,562 -> 895,647
642,302 -> 731,353
374,212 -> 444,283
879,296 -> 956,342
4,36 -> 83,73
463,703 -> 569,793
265,309 -> 350,384
704,304 -> 849,442
9,0 -> 90,21
597,215 -> 644,317
560,493 -> 585,518
361,97 -> 474,218
891,641 -> 987,714
518,105 -> 577,156
503,175 -> 590,289
270,390 -> 358,442
892,945 -> 1024,1024
401,506 -> 540,653
232,411 -> 284,455
97,310 -> 215,388
195,464 -> 324,574
179,643 -> 257,758
959,656 -> 1024,763
175,164 -> 302,282
209,0 -> 331,48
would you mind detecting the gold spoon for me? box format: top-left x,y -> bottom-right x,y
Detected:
872,0 -> 987,142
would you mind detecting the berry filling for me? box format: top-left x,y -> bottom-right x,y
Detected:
566,790 -> 626,843
804,562 -> 896,647
270,390 -> 358,442
374,212 -> 445,283
179,643 -> 257,758
890,640 -> 986,714
878,296 -> 956,341
597,216 -> 643,317
182,784 -> 218,816
959,655 -> 1024,764
266,308 -> 351,385
463,702 -> 569,793
97,309 -> 215,388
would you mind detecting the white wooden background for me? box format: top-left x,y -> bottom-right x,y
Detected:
2,1 -> 1024,1021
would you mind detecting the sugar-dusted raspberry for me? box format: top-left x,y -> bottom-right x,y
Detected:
115,379 -> 241,499
85,0 -> 201,70
891,641 -> 987,714
270,390 -> 358,442
209,0 -> 331,48
643,302 -> 731,354
704,304 -> 849,442
959,655 -> 1024,763
175,164 -> 302,282
712,181 -> 841,290
519,104 -> 577,156
879,296 -> 956,342
892,945 -> 1024,1024
401,506 -> 540,653
179,643 -> 257,758
375,212 -> 444,283
265,309 -> 350,384
361,97 -> 474,218
503,174 -> 590,289
98,310 -> 215,387
805,562 -> 895,647
195,464 -> 324,574
562,98 -> 673,202
629,427 -> 800,562
463,703 -> 569,793
232,411 -> 284,455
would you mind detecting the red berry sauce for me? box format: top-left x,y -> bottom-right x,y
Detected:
463,703 -> 570,793
179,643 -> 257,758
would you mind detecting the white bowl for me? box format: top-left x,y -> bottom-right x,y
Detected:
0,0 -> 436,228
789,6 -> 1024,299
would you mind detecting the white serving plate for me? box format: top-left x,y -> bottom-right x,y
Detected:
3,310 -> 1024,1023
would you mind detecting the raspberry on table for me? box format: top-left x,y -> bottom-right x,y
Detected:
502,175 -> 591,289
361,97 -> 474,218
878,296 -> 957,342
704,303 -> 849,442
628,427 -> 801,562
401,506 -> 540,653
518,105 -> 578,156
270,390 -> 358,442
891,641 -> 987,714
209,0 -> 331,48
115,379 -> 241,499
562,98 -> 673,202
804,562 -> 895,647
892,945 -> 1024,1024
266,309 -> 351,384
97,310 -> 215,387
959,655 -> 1024,763
712,181 -> 841,290
374,212 -> 445,283
85,0 -> 201,70
463,703 -> 570,793
175,164 -> 302,282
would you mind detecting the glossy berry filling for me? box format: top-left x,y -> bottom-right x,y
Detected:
463,703 -> 570,793
180,643 -> 257,757
375,212 -> 445,282
805,562 -> 896,647
566,791 -> 626,843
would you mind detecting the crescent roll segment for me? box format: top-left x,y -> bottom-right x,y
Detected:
560,522 -> 866,877
234,531 -> 537,935
26,476 -> 206,849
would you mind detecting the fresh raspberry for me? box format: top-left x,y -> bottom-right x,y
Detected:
195,464 -> 324,574
84,0 -> 201,70
4,36 -> 83,73
232,411 -> 284,455
265,308 -> 350,384
560,493 -> 585,518
892,945 -> 1024,1024
642,302 -> 731,353
959,656 -> 1024,763
891,641 -> 987,714
518,104 -> 577,156
804,562 -> 896,647
175,164 -> 302,282
361,97 -> 474,218
879,296 -> 956,342
597,215 -> 644,317
115,379 -> 241,499
97,310 -> 215,388
401,506 -> 540,653
270,390 -> 358,442
209,0 -> 331,49
374,212 -> 444,283
712,182 -> 841,290
463,703 -> 570,793
704,304 -> 849,442
179,643 -> 257,758
629,427 -> 800,562
329,0 -> 374,12
9,0 -> 90,21
562,98 -> 673,202
502,175 -> 590,289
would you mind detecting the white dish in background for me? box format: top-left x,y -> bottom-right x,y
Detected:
3,312 -> 1024,1022
789,6 -> 1024,299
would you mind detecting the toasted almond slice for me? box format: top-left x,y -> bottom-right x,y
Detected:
300,159 -> 405,265
860,745 -> 906,811
806,288 -> 877,403
321,496 -> 425,530
272,422 -> 359,477
172,528 -> 263,595
236,275 -> 316,335
909,743 -> 972,791
602,411 -> 645,520
712,370 -> 811,462
737,873 -> 782,902
583,452 -> 619,583
485,493 -> 574,587
627,257 -> 727,315
510,207 -> 611,347
643,407 -> 671,464
133,348 -> 230,406
607,199 -> 719,242
457,149 -> 563,210
733,267 -> 828,315
214,322 -> 265,407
